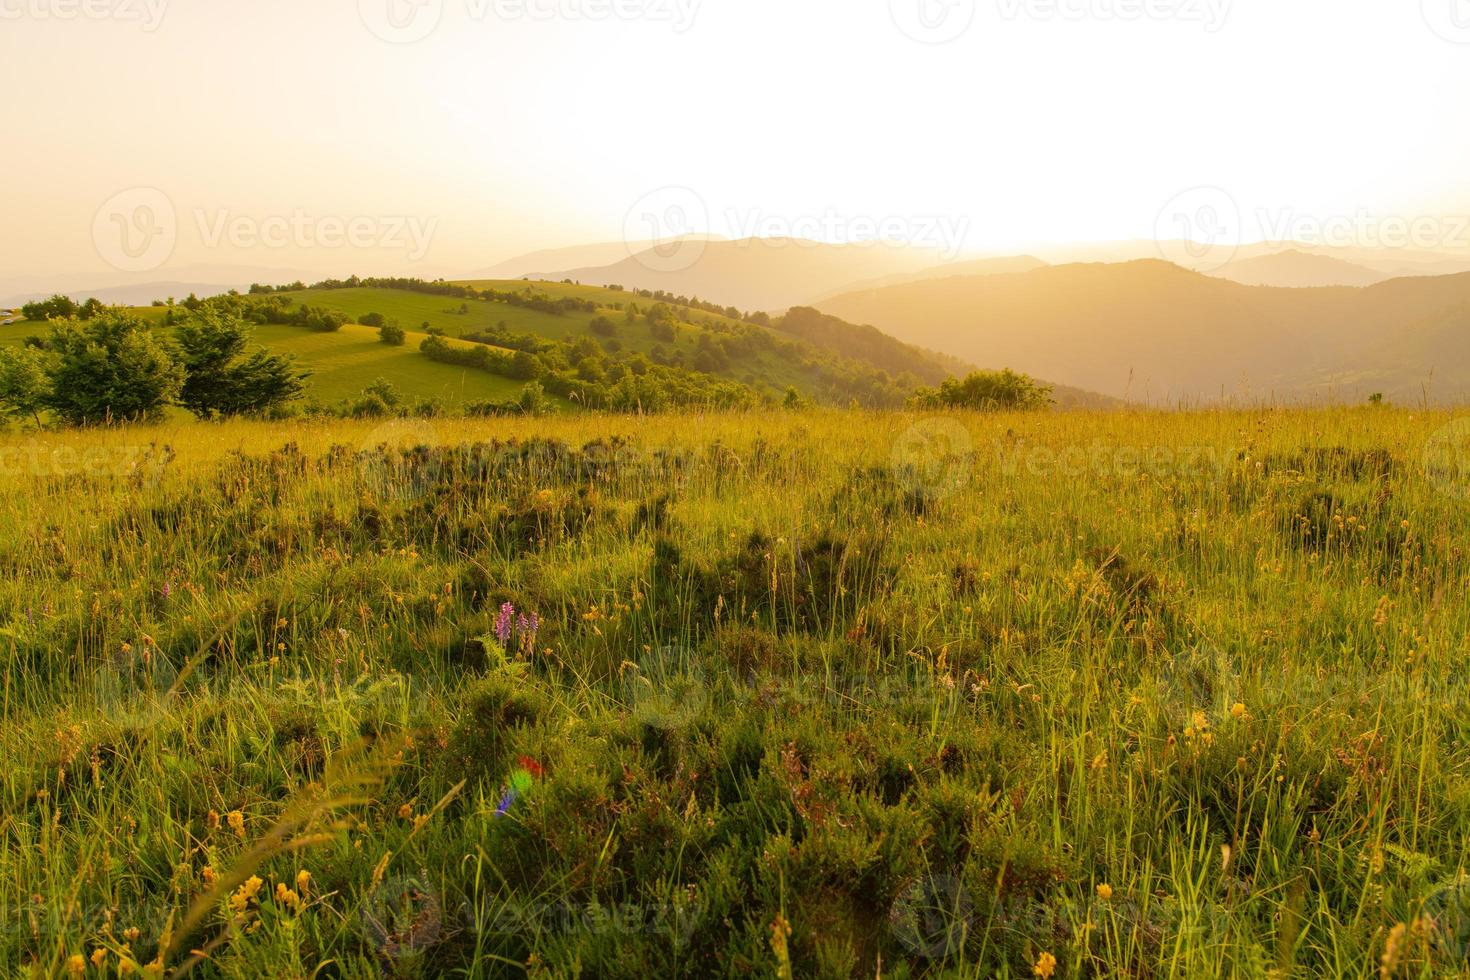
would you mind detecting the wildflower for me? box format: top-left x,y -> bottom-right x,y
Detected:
1096,883 -> 1113,901
275,883 -> 300,910
90,949 -> 107,968
1034,951 -> 1057,978
205,809 -> 220,832
202,866 -> 217,887
227,810 -> 245,838
65,954 -> 86,974
496,602 -> 515,644
398,802 -> 414,820
123,927 -> 140,943
296,870 -> 312,894
413,813 -> 430,832
1230,702 -> 1248,720
1380,921 -> 1406,978
229,875 -> 264,916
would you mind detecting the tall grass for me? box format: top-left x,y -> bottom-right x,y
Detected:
0,406 -> 1467,978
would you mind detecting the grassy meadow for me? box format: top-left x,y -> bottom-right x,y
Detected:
2,406 -> 1469,978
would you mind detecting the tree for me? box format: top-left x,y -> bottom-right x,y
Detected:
379,321 -> 407,346
589,315 -> 618,337
44,313 -> 185,425
910,369 -> 1052,411
509,349 -> 542,380
21,295 -> 78,322
0,345 -> 51,426
360,312 -> 387,328
518,381 -> 550,415
174,309 -> 309,419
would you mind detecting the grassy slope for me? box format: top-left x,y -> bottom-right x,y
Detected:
275,283 -> 853,399
3,309 -> 533,408
1,407 -> 1467,977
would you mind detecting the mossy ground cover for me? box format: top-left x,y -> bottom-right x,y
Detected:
1,408 -> 1468,978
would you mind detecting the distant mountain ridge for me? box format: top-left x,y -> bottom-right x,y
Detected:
816,259 -> 1470,405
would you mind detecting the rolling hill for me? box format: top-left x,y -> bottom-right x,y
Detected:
7,277 -> 983,413
1207,249 -> 1386,288
540,238 -> 948,312
808,254 -> 1049,305
816,259 -> 1470,404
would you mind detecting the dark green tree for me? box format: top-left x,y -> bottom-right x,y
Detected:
44,313 -> 185,425
174,310 -> 309,419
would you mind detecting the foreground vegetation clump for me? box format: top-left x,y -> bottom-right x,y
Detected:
1,407 -> 1468,978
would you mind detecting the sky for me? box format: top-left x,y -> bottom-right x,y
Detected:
3,0 -> 1470,286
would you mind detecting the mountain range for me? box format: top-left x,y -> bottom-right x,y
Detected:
815,259 -> 1470,405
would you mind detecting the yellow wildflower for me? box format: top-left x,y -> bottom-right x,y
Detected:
65,954 -> 86,975
227,810 -> 245,838
1096,883 -> 1113,901
1034,951 -> 1057,978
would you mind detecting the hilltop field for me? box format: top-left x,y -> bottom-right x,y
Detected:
1,277 -> 987,416
1,406 -> 1468,977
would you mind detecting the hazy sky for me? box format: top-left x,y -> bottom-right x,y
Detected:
4,0 -> 1470,284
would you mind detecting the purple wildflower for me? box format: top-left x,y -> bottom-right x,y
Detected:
495,602 -> 515,645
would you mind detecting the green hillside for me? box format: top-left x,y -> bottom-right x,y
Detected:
250,277 -> 959,408
3,306 -> 531,410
